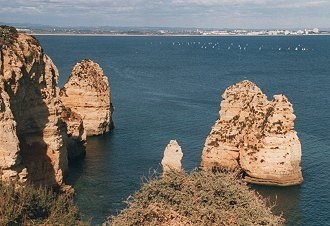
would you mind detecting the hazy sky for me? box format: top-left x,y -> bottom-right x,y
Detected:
1,0 -> 329,28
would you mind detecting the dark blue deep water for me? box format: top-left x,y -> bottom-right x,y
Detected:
37,35 -> 330,225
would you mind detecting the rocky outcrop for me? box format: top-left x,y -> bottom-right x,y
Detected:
161,140 -> 183,175
60,107 -> 86,160
0,28 -> 68,186
201,80 -> 303,186
60,59 -> 112,136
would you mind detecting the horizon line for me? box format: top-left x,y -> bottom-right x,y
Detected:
1,22 -> 329,31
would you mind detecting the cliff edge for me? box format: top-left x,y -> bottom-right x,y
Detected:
0,27 -> 68,186
201,80 -> 303,186
1,27 -> 114,185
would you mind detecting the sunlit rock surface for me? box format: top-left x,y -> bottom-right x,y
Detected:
161,140 -> 183,176
0,29 -> 68,186
60,59 -> 113,136
201,80 -> 303,186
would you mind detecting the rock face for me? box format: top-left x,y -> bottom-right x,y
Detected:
161,140 -> 183,175
60,59 -> 112,136
201,80 -> 303,186
0,86 -> 27,183
60,106 -> 86,160
0,28 -> 68,186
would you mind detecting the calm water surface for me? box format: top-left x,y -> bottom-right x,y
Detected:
37,35 -> 330,225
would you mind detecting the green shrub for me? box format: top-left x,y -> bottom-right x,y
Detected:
106,170 -> 284,226
0,181 -> 85,225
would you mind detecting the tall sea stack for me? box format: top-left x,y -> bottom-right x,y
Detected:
60,59 -> 113,136
201,80 -> 303,186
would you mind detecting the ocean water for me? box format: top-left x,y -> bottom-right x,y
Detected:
37,35 -> 330,225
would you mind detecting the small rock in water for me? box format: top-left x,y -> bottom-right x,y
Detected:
161,140 -> 183,176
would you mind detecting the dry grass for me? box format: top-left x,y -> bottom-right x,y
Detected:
106,170 -> 284,226
0,181 -> 86,225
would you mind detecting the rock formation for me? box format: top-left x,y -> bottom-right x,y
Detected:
0,27 -> 68,186
0,85 -> 27,183
161,140 -> 183,175
201,80 -> 303,186
60,59 -> 113,136
60,106 -> 86,160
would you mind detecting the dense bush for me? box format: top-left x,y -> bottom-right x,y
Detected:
107,170 -> 284,226
0,25 -> 18,46
0,182 -> 85,225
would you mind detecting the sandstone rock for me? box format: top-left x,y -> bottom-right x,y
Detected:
60,106 -> 86,160
201,80 -> 303,186
60,59 -> 113,136
0,84 -> 27,183
161,140 -> 183,175
0,30 -> 68,186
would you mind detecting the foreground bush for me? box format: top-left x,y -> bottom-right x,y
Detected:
0,182 -> 84,225
107,170 -> 284,226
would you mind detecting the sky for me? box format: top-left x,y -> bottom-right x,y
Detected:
0,0 -> 329,29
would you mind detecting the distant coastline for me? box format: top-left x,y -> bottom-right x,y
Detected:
32,32 -> 330,37
10,25 -> 330,37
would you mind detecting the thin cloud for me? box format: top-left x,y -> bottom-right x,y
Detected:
0,0 -> 329,28
171,0 -> 330,9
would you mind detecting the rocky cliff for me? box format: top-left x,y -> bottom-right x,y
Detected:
60,59 -> 113,136
201,80 -> 303,186
0,27 -> 67,186
0,85 -> 27,183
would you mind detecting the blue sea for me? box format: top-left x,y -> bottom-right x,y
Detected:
37,35 -> 330,225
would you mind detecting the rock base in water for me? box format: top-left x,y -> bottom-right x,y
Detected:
201,80 -> 303,186
60,59 -> 113,136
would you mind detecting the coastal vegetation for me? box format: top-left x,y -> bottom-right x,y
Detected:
0,170 -> 283,225
0,181 -> 84,225
0,25 -> 18,46
107,170 -> 284,225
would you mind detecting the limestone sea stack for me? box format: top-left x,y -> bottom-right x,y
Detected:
0,27 -> 68,186
201,80 -> 303,186
60,59 -> 113,136
161,140 -> 183,175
